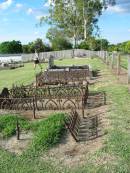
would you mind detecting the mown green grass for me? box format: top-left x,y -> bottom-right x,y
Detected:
0,62 -> 48,91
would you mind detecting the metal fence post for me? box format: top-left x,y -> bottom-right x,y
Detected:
33,98 -> 36,119
16,118 -> 20,140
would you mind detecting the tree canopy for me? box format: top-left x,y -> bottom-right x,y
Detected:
108,41 -> 130,53
22,38 -> 51,53
46,27 -> 72,50
42,0 -> 115,47
78,37 -> 109,50
0,40 -> 22,54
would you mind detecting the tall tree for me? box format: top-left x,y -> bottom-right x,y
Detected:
42,0 -> 115,47
79,37 -> 109,50
46,27 -> 72,50
125,41 -> 130,53
33,38 -> 46,52
22,39 -> 52,53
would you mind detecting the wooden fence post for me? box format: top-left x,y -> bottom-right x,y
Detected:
105,52 -> 107,64
103,51 -> 106,62
117,53 -> 121,75
111,53 -> 114,69
128,56 -> 130,84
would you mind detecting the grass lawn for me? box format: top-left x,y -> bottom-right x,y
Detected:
1,57 -> 130,172
0,62 -> 47,91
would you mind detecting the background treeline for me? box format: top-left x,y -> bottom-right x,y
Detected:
0,37 -> 108,54
108,41 -> 130,53
0,37 -> 130,54
0,39 -> 52,54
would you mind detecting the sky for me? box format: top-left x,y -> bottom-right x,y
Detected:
0,0 -> 130,44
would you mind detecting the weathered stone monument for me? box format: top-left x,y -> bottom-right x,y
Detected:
48,55 -> 54,69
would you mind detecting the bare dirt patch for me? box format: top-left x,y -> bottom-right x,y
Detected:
0,131 -> 33,155
41,131 -> 104,168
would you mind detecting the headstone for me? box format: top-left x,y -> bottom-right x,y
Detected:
89,64 -> 93,79
48,55 -> 54,69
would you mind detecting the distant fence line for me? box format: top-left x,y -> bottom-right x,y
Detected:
22,49 -> 100,62
0,54 -> 22,57
0,49 -> 107,62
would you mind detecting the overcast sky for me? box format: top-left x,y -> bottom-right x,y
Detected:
0,0 -> 130,44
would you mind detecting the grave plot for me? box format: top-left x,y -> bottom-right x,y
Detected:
36,69 -> 90,86
0,61 -> 24,70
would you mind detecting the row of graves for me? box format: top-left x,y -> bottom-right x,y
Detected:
0,61 -> 24,70
0,58 -> 106,142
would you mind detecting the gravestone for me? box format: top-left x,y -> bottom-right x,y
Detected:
48,55 -> 54,69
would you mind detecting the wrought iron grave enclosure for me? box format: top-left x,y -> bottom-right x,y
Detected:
36,69 -> 90,86
0,85 -> 88,115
